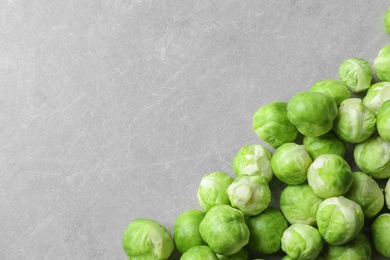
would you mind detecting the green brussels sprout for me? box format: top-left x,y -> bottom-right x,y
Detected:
253,101 -> 299,148
316,196 -> 364,245
122,218 -> 174,260
385,7 -> 390,34
377,100 -> 390,142
344,172 -> 384,219
374,45 -> 390,81
333,98 -> 376,143
216,247 -> 248,260
303,131 -> 346,160
232,144 -> 273,182
173,210 -> 206,254
371,213 -> 390,258
338,58 -> 372,93
271,143 -> 312,185
310,78 -> 351,107
280,183 -> 323,226
353,136 -> 390,179
287,91 -> 338,137
227,175 -> 271,216
180,245 -> 218,260
281,223 -> 323,260
197,172 -> 234,211
321,232 -> 371,260
307,154 -> 353,199
199,205 -> 250,256
386,178 -> 390,210
246,206 -> 288,254
362,82 -> 390,116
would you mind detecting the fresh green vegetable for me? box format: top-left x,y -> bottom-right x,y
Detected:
316,196 -> 364,245
216,247 -> 248,260
310,78 -> 350,106
333,98 -> 376,143
280,183 -> 323,226
371,213 -> 390,258
232,144 -> 273,182
307,154 -> 353,199
385,7 -> 390,34
338,58 -> 372,93
271,142 -> 312,185
374,45 -> 390,81
253,101 -> 298,148
199,205 -> 250,256
362,82 -> 390,116
122,218 -> 174,260
180,245 -> 218,260
287,91 -> 338,137
321,232 -> 371,260
227,175 -> 271,216
173,210 -> 206,254
303,131 -> 346,160
353,136 -> 390,179
344,171 -> 384,219
281,223 -> 323,260
246,206 -> 288,254
377,99 -> 390,142
197,172 -> 234,211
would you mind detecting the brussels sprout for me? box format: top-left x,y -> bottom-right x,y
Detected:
227,175 -> 271,216
271,143 -> 312,185
246,206 -> 288,254
377,100 -> 390,142
362,82 -> 390,116
303,131 -> 346,160
253,101 -> 299,148
197,172 -> 234,211
307,154 -> 353,199
338,58 -> 372,93
321,232 -> 371,260
199,205 -> 250,256
374,45 -> 390,81
310,78 -> 351,107
353,136 -> 390,179
386,7 -> 390,34
173,210 -> 206,254
287,91 -> 338,137
232,144 -> 273,181
281,223 -> 323,260
317,196 -> 364,245
280,183 -> 323,226
333,98 -> 376,143
122,218 -> 174,260
386,178 -> 390,210
180,245 -> 218,260
216,247 -> 248,260
371,213 -> 390,258
344,172 -> 384,219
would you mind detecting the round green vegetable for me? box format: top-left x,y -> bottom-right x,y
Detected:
338,58 -> 372,93
316,196 -> 364,245
216,247 -> 248,260
371,213 -> 390,258
287,91 -> 338,137
385,178 -> 390,210
303,131 -> 346,160
246,206 -> 288,254
353,136 -> 390,179
199,205 -> 250,256
227,175 -> 271,216
122,218 -> 174,260
173,210 -> 206,254
385,7 -> 390,34
310,78 -> 350,106
232,144 -> 273,181
344,171 -> 384,219
374,45 -> 390,81
197,172 -> 234,211
281,223 -> 323,260
271,142 -> 312,185
253,101 -> 299,148
180,245 -> 218,260
321,232 -> 371,260
333,98 -> 376,143
362,81 -> 390,116
280,183 -> 323,226
377,99 -> 390,142
307,154 -> 353,199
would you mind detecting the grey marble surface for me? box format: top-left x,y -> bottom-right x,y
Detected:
1,0 -> 390,259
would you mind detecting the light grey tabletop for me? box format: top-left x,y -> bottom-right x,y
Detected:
1,0 -> 389,259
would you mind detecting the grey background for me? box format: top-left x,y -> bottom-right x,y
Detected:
1,0 -> 389,259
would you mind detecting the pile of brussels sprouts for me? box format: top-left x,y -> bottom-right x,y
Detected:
122,8 -> 390,260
